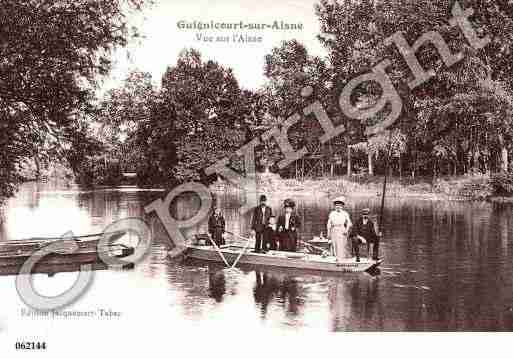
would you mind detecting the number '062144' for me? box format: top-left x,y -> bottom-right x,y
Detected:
15,342 -> 47,350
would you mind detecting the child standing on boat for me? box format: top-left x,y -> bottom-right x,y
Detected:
263,215 -> 279,251
327,196 -> 352,262
208,207 -> 226,246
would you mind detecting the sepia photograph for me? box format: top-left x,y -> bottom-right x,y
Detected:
0,0 -> 512,356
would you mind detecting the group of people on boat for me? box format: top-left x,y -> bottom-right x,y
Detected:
207,194 -> 301,253
250,195 -> 301,253
207,194 -> 381,262
327,196 -> 381,262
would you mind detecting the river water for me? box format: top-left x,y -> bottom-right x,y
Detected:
1,181 -> 513,333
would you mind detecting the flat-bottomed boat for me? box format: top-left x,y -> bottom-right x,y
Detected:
182,244 -> 382,273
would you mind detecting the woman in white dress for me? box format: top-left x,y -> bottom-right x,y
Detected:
327,196 -> 352,262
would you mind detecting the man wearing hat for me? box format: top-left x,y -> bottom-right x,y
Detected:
251,194 -> 272,252
351,208 -> 380,261
327,196 -> 352,261
277,198 -> 301,252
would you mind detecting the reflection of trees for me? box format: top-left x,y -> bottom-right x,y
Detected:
76,189 -> 151,230
27,182 -> 42,210
328,277 -> 383,331
0,213 -> 6,242
3,182 -> 42,211
495,203 -> 512,255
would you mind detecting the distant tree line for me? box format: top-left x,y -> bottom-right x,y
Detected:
2,0 -> 513,202
101,0 -> 513,188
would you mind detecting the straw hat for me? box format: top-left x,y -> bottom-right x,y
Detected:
332,196 -> 346,205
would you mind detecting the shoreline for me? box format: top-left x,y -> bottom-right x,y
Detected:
16,174 -> 513,204
210,174 -> 513,204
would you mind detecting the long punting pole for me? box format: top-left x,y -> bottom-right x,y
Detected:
379,130 -> 393,232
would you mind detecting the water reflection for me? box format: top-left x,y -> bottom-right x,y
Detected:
0,183 -> 156,241
2,182 -> 513,331
209,270 -> 226,303
329,276 -> 383,331
253,271 -> 302,318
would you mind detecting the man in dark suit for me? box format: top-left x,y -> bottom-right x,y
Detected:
277,199 -> 301,252
251,195 -> 272,252
351,208 -> 380,261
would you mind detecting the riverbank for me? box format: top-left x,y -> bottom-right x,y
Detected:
8,172 -> 513,205
211,173 -> 513,203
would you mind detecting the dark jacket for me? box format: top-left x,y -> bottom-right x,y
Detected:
351,217 -> 378,243
251,205 -> 272,233
277,213 -> 301,251
263,225 -> 279,250
208,213 -> 226,245
277,213 -> 301,236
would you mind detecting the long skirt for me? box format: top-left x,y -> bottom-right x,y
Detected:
331,228 -> 350,261
210,228 -> 225,246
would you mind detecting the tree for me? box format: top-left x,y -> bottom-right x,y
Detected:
263,40 -> 335,177
0,0 -> 147,198
315,0 -> 513,177
141,49 -> 251,184
98,70 -> 157,177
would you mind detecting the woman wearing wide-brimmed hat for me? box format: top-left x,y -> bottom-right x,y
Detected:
326,196 -> 352,261
277,198 -> 301,252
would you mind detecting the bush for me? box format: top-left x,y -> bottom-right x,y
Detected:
432,175 -> 492,199
74,160 -> 123,188
490,173 -> 513,196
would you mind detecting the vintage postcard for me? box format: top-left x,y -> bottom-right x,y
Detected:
1,0 -> 512,357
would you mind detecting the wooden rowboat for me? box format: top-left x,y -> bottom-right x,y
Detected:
182,244 -> 382,273
0,230 -> 127,253
0,231 -> 134,275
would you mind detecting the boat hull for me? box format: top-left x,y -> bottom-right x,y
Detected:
0,244 -> 133,268
182,245 -> 381,273
0,260 -> 135,277
0,231 -> 134,276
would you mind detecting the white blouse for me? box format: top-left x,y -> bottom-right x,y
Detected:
327,210 -> 352,235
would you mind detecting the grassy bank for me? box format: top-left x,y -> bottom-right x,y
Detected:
212,173 -> 513,202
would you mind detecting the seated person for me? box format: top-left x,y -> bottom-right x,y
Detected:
351,208 -> 380,261
263,215 -> 278,252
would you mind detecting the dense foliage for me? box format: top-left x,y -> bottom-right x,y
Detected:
0,0 -> 146,198
315,0 -> 513,177
490,173 -> 513,196
99,50 -> 258,187
2,0 -> 513,201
